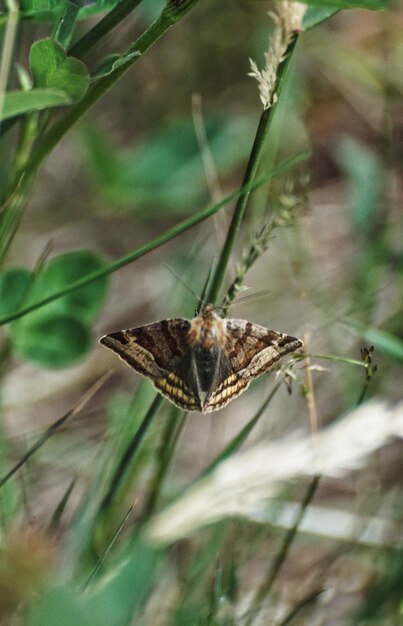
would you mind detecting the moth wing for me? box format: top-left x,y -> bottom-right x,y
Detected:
224,318 -> 303,380
100,318 -> 201,411
203,320 -> 302,413
203,361 -> 251,413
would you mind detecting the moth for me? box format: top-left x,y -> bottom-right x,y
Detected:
100,304 -> 303,414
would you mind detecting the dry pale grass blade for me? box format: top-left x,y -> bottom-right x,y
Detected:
148,400 -> 403,543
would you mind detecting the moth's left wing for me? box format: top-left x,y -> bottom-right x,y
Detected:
100,318 -> 201,411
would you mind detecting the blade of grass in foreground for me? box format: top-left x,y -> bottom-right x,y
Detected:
99,394 -> 164,513
60,380 -> 156,574
142,406 -> 187,519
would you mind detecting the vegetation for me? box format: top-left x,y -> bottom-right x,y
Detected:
0,0 -> 401,624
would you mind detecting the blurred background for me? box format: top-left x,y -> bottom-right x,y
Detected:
1,0 -> 403,623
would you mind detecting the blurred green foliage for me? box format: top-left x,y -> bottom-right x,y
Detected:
80,115 -> 256,214
0,251 -> 108,366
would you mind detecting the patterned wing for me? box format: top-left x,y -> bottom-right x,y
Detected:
203,366 -> 251,413
203,320 -> 302,413
100,318 -> 201,411
224,318 -> 303,380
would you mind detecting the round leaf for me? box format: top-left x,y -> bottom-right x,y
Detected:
12,314 -> 91,367
25,250 -> 109,323
29,38 -> 89,102
0,268 -> 32,318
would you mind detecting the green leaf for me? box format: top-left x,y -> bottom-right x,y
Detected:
303,7 -> 339,29
12,314 -> 91,367
24,250 -> 109,323
0,88 -> 72,121
54,1 -> 80,49
30,38 -> 89,101
83,536 -> 162,625
21,0 -> 66,11
18,0 -> 66,21
28,586 -> 96,626
27,536 -> 162,626
8,252 -> 107,368
0,268 -> 32,318
92,52 -> 140,80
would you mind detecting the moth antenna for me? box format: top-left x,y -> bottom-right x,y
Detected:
198,256 -> 217,313
232,289 -> 272,305
163,264 -> 202,307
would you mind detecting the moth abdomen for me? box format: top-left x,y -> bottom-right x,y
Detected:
193,345 -> 220,391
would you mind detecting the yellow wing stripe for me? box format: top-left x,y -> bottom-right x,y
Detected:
156,377 -> 196,407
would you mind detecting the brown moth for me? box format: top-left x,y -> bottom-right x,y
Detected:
100,304 -> 303,414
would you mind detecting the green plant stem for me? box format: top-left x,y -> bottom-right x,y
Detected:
205,35 -> 299,306
300,353 -> 369,368
100,395 -> 164,512
69,0 -> 144,58
142,409 -> 187,519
